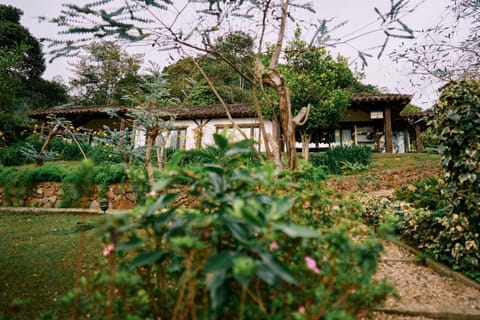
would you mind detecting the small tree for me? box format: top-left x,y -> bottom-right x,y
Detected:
122,72 -> 178,183
282,28 -> 363,161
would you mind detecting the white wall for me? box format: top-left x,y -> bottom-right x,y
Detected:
134,118 -> 273,151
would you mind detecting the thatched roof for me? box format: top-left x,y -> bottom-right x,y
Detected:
351,93 -> 411,105
32,104 -> 255,120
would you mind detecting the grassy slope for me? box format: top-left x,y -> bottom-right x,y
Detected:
369,153 -> 440,171
0,212 -> 105,319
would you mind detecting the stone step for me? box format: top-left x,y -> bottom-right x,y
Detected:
377,303 -> 480,319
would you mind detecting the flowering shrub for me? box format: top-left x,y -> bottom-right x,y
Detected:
63,135 -> 392,319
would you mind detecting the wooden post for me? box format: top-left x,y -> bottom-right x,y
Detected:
120,118 -> 125,131
384,106 -> 393,153
415,123 -> 423,153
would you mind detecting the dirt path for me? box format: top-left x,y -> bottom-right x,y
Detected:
372,241 -> 480,319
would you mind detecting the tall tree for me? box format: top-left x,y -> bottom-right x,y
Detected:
69,41 -> 143,105
0,4 -> 68,144
282,28 -> 375,160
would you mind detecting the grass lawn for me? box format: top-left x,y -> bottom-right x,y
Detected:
370,152 -> 440,171
0,211 -> 105,319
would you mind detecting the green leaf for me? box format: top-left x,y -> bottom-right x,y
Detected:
170,236 -> 204,249
256,263 -> 279,285
232,255 -> 257,285
130,250 -> 165,268
204,164 -> 225,176
208,172 -> 226,193
116,238 -> 145,251
146,193 -> 178,216
204,251 -> 235,273
259,252 -> 297,285
224,219 -> 251,242
151,178 -> 172,192
225,148 -> 250,158
166,151 -> 184,169
213,133 -> 229,151
268,198 -> 293,220
273,223 -> 319,238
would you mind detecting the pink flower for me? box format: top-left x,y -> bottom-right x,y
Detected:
305,256 -> 320,274
332,205 -> 340,211
103,243 -> 115,257
298,306 -> 306,314
270,241 -> 279,251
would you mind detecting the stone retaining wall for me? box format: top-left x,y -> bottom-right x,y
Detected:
325,165 -> 440,194
0,182 -> 136,210
0,165 -> 440,209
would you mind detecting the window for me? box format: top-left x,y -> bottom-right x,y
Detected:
166,127 -> 187,150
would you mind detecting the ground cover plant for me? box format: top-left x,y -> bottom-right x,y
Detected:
0,211 -> 105,319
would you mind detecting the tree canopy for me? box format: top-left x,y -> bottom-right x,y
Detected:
69,41 -> 143,105
0,4 -> 68,144
280,28 -> 377,159
163,31 -> 254,106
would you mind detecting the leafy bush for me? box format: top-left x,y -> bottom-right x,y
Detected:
49,137 -> 93,160
0,135 -> 43,166
63,135 -> 392,319
394,177 -> 446,211
310,145 -> 372,175
86,144 -> 124,165
93,163 -> 127,198
429,78 -> 480,277
60,160 -> 95,208
0,164 -> 67,205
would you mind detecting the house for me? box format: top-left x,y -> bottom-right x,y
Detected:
33,93 -> 419,153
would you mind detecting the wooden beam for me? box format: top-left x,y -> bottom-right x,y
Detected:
384,106 -> 393,153
415,123 -> 423,153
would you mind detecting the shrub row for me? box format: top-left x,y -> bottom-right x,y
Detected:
0,161 -> 127,207
310,145 -> 373,175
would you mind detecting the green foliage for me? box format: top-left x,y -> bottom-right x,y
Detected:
0,164 -> 67,205
433,78 -> 480,215
164,31 -> 255,105
49,137 -> 93,160
0,135 -> 42,166
283,33 -> 354,131
0,5 -> 68,142
64,135 -> 392,319
93,163 -> 127,198
310,145 -> 373,175
60,160 -> 95,208
429,78 -> 480,274
394,177 -> 446,211
69,41 -> 142,105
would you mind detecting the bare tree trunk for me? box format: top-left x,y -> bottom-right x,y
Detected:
145,128 -> 158,184
261,69 -> 298,170
156,131 -> 170,170
36,123 -> 60,166
301,133 -> 311,162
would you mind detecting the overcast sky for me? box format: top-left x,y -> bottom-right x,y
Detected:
1,0 -> 456,109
